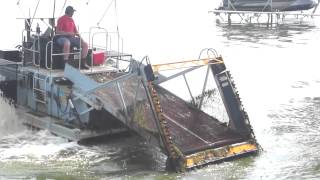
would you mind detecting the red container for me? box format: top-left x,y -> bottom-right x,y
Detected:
92,51 -> 105,65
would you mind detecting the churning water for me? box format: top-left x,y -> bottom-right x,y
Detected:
1,0 -> 320,179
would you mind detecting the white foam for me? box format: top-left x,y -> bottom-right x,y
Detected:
0,130 -> 80,162
0,95 -> 23,137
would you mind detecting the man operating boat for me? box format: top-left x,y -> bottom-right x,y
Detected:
56,6 -> 90,69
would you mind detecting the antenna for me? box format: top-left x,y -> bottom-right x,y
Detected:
115,0 -> 119,32
53,0 -> 56,19
52,0 -> 56,38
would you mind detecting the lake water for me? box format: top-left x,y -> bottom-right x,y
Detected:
1,0 -> 320,179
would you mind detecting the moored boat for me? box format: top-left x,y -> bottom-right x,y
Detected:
219,0 -> 318,11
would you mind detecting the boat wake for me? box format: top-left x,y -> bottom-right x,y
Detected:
0,95 -> 91,176
0,94 -> 23,137
0,94 -> 164,178
0,95 -> 77,162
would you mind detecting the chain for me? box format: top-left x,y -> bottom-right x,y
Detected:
147,82 -> 179,160
226,71 -> 259,145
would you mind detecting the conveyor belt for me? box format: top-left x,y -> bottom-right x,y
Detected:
155,85 -> 245,155
89,73 -> 248,156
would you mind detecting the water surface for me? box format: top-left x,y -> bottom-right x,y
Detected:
1,1 -> 320,179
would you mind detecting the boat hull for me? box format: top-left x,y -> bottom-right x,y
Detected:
220,0 -> 317,11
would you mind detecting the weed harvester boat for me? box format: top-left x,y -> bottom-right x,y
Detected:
0,1 -> 259,171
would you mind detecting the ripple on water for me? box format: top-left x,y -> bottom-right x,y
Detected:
248,95 -> 320,180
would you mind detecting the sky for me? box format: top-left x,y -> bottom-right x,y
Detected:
0,0 -> 318,62
0,0 -> 220,62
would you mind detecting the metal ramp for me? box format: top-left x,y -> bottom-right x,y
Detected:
156,85 -> 246,154
64,51 -> 259,171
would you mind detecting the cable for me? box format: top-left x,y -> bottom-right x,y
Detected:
30,0 -> 41,26
59,0 -> 68,16
16,1 -> 32,28
97,0 -> 114,26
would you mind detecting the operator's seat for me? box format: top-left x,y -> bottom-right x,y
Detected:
51,35 -> 81,69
